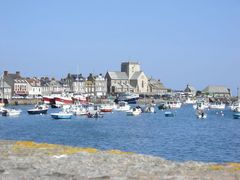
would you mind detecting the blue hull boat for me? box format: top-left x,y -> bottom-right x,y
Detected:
233,112 -> 240,119
165,111 -> 174,117
51,112 -> 73,119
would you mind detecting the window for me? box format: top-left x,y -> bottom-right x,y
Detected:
142,81 -> 144,88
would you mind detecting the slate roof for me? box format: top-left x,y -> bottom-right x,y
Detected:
107,72 -> 128,80
148,79 -> 167,89
202,86 -> 230,94
130,71 -> 143,80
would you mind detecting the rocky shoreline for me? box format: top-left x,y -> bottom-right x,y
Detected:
0,140 -> 239,179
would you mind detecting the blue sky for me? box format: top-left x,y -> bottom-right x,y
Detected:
0,0 -> 239,93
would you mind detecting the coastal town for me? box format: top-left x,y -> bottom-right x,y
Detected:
0,61 -> 239,119
0,61 -> 233,104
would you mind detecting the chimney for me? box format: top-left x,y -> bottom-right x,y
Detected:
4,71 -> 8,76
16,71 -> 20,77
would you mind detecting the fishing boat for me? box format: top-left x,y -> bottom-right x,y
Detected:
72,94 -> 88,104
28,104 -> 48,115
54,96 -> 73,106
51,111 -> 73,119
2,109 -> 21,116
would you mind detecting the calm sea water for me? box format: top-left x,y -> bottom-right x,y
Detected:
0,105 -> 239,163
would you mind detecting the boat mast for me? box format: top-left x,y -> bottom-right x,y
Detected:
1,74 -> 4,102
238,87 -> 239,101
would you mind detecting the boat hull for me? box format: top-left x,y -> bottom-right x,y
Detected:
54,97 -> 73,105
28,109 -> 48,115
51,113 -> 72,119
165,112 -> 174,117
233,112 -> 240,119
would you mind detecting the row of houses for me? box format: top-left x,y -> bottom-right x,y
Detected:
0,71 -> 107,99
0,62 -> 169,99
0,61 -> 232,100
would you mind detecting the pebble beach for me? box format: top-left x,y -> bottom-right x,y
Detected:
0,140 -> 240,179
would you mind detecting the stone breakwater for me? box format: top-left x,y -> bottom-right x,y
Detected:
0,141 -> 240,179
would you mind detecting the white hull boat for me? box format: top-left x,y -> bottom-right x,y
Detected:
114,101 -> 131,112
2,109 -> 21,116
127,107 -> 142,116
51,112 -> 73,119
209,103 -> 225,110
185,98 -> 197,104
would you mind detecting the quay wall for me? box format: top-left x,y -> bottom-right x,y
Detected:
7,99 -> 42,106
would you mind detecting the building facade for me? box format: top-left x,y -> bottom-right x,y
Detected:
1,71 -> 21,99
202,85 -> 231,98
106,61 -> 149,94
148,78 -> 168,95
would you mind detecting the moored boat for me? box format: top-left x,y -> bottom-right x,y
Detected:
51,112 -> 73,119
233,112 -> 240,119
0,102 -> 4,107
193,100 -> 209,110
100,104 -> 115,113
28,104 -> 48,115
126,107 -> 142,116
158,100 -> 182,110
164,111 -> 174,117
114,101 -> 131,112
196,109 -> 207,119
54,96 -> 73,106
209,102 -> 225,110
143,105 -> 156,113
184,97 -> 197,104
72,94 -> 88,104
115,92 -> 139,104
2,109 -> 21,116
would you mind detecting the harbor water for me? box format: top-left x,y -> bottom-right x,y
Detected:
0,105 -> 239,163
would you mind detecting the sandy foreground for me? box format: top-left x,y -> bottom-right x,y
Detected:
0,140 -> 239,180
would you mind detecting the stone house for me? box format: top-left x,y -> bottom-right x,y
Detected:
1,71 -> 21,99
202,85 -> 231,98
148,78 -> 168,95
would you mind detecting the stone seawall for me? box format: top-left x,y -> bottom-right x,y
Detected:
0,140 -> 239,179
8,99 -> 42,106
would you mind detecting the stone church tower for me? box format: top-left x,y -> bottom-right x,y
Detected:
121,62 -> 140,79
